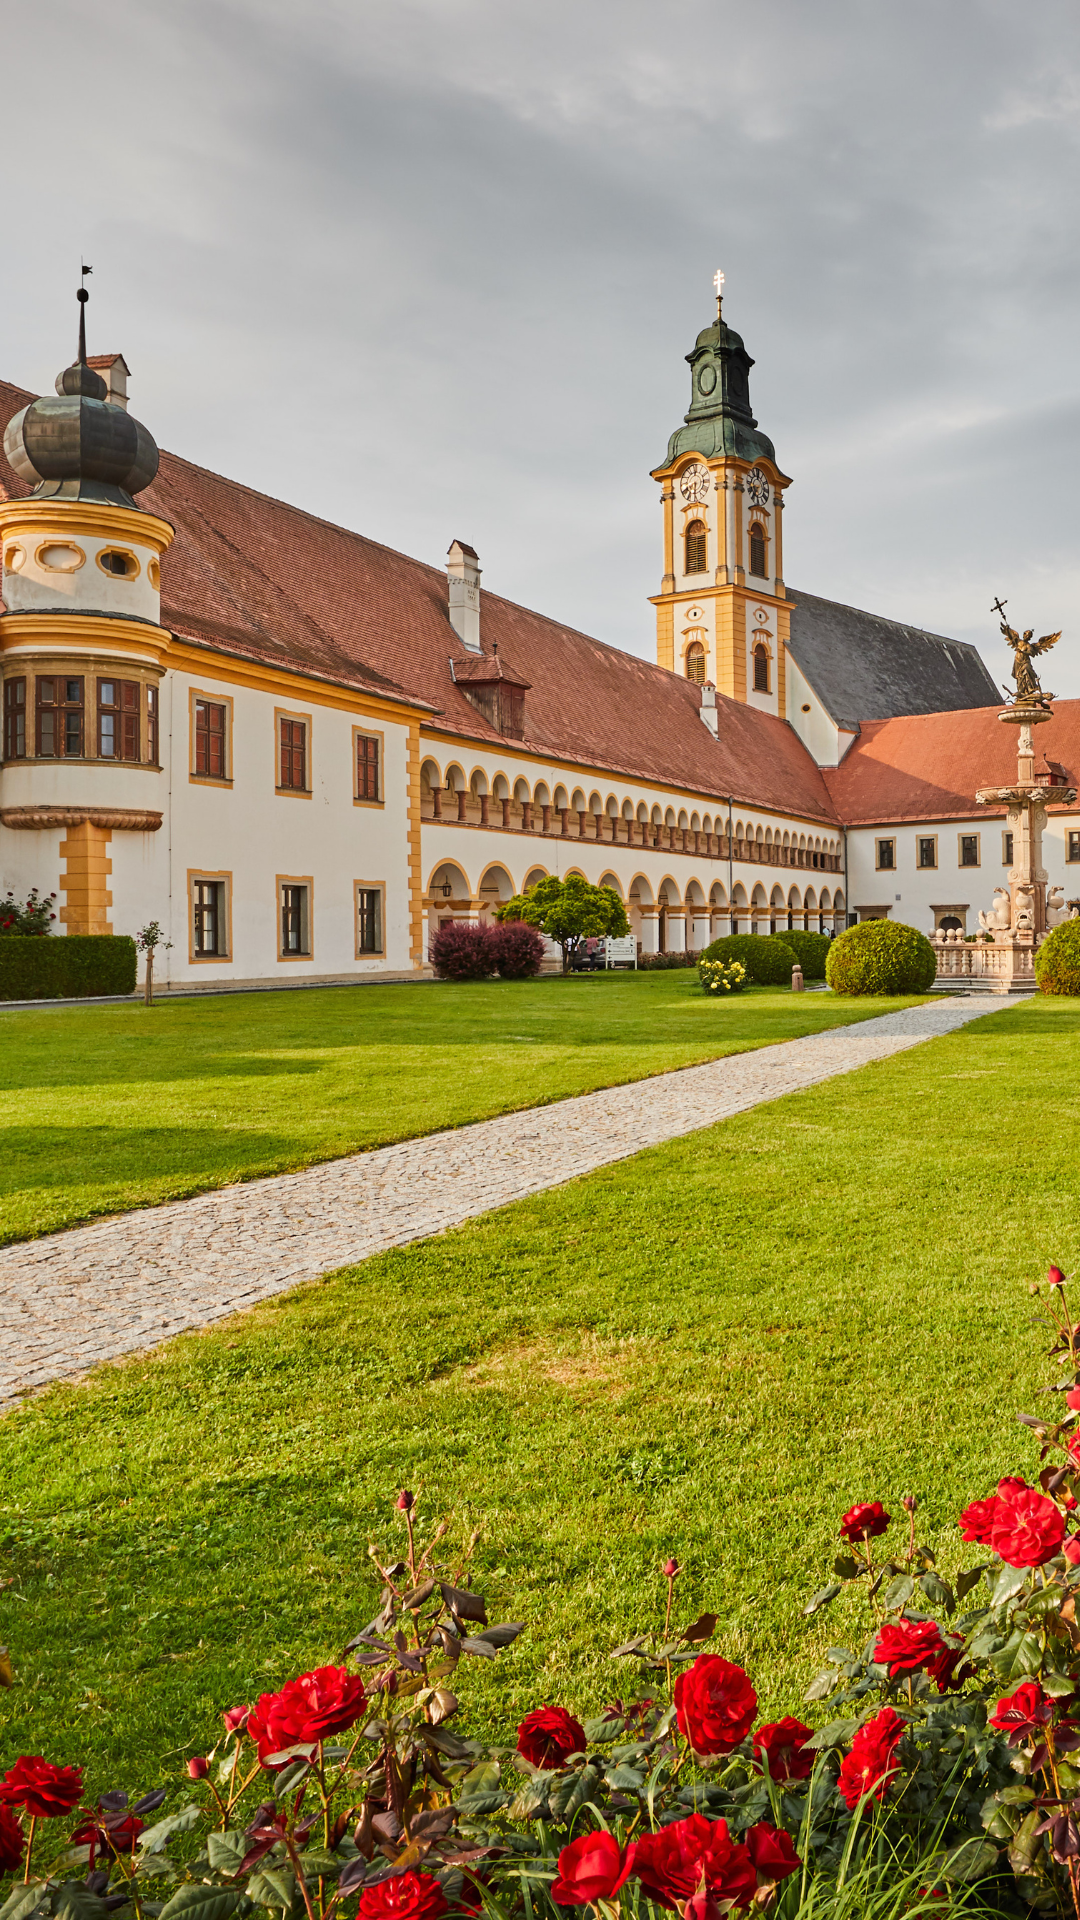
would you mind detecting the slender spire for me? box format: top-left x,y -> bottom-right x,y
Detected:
713,267 -> 724,320
77,262 -> 92,364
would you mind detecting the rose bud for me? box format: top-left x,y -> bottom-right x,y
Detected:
664,1557 -> 680,1579
902,1493 -> 917,1514
222,1705 -> 250,1734
395,1490 -> 414,1513
187,1757 -> 209,1780
1050,1267 -> 1067,1288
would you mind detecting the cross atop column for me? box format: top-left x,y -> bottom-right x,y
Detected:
713,268 -> 724,317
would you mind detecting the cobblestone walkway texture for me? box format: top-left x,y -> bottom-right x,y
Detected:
0,996 -> 1022,1407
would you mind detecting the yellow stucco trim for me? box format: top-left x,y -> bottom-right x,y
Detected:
0,498 -> 174,554
58,820 -> 112,935
407,722 -> 424,967
0,612 -> 172,664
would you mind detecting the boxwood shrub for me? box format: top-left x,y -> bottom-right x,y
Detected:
772,928 -> 831,979
825,919 -> 936,995
700,933 -> 794,985
0,934 -> 137,1000
1034,919 -> 1080,995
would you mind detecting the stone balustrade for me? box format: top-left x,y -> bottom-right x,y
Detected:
420,797 -> 842,871
930,927 -> 1037,990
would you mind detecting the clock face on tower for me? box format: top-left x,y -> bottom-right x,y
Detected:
679,464 -> 710,504
745,466 -> 770,506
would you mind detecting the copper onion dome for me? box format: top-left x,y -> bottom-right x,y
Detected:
3,287 -> 159,507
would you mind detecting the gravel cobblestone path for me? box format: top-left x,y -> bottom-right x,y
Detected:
0,995 -> 1022,1406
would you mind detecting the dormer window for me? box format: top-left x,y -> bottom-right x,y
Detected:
748,521 -> 766,578
753,643 -> 770,693
685,641 -> 706,685
684,520 -> 707,574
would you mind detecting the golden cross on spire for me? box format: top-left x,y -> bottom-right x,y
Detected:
713,268 -> 724,317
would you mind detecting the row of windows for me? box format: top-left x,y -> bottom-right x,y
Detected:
684,640 -> 770,691
4,676 -> 158,763
876,830 -> 1080,871
683,519 -> 768,578
189,875 -> 384,962
192,698 -> 382,802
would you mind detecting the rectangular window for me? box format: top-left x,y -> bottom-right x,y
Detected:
355,884 -> 384,955
960,833 -> 980,868
278,879 -> 312,958
189,873 -> 231,960
356,731 -> 380,802
1067,831 -> 1080,864
147,685 -> 159,765
279,716 -> 307,791
917,836 -> 937,869
194,699 -> 227,778
1004,831 -> 1015,865
3,679 -> 26,761
36,676 -> 83,758
97,679 -> 140,761
876,838 -> 895,870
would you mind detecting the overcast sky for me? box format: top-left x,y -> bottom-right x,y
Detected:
5,0 -> 1080,696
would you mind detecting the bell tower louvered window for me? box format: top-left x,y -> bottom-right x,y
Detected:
748,521 -> 766,578
684,520 -> 707,574
685,641 -> 706,685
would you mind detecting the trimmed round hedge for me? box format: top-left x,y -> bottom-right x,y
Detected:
825,919 -> 936,996
701,933 -> 794,985
773,929 -> 831,980
1035,919 -> 1080,995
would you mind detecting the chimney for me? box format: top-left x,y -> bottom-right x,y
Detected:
699,682 -> 718,737
86,353 -> 131,411
447,540 -> 481,653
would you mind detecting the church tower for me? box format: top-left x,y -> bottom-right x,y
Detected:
651,276 -> 792,714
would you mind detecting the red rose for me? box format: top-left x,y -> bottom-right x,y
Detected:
958,1496 -> 999,1545
839,1502 -> 890,1544
744,1824 -> 800,1885
223,1705 -> 250,1734
1050,1267 -> 1067,1288
991,1483 -> 1065,1568
989,1682 -> 1053,1747
674,1656 -> 757,1757
187,1758 -> 209,1781
247,1666 -> 367,1766
836,1708 -> 905,1811
874,1620 -> 946,1679
633,1813 -> 756,1912
926,1643 -> 972,1694
752,1718 -> 815,1783
551,1831 -> 637,1904
1065,1536 -> 1080,1567
1070,1390 -> 1080,1413
0,1806 -> 23,1873
516,1707 -> 586,1771
0,1758 -> 84,1820
356,1872 -> 448,1920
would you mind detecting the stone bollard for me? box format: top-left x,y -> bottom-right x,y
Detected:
791,963 -> 804,993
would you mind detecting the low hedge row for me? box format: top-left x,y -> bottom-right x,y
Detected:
0,935 -> 137,1000
825,919 -> 936,995
773,928 -> 831,980
700,933 -> 795,984
1035,919 -> 1080,994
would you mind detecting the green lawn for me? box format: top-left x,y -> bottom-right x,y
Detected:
0,993 -> 1073,1798
0,973 -> 925,1245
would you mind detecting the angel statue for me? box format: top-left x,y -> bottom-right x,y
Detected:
993,597 -> 1061,708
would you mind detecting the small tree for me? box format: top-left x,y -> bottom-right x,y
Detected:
135,921 -> 172,1006
496,875 -> 629,974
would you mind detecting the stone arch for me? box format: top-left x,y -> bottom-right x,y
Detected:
553,783 -> 569,809
513,776 -> 531,803
628,873 -> 654,951
622,797 -> 635,820
731,881 -> 749,933
657,875 -> 685,955
571,787 -> 587,812
651,804 -> 663,826
469,766 -> 489,796
599,870 -> 623,896
637,801 -> 650,822
664,806 -> 677,828
677,808 -> 689,829
426,859 -> 473,953
477,864 -> 514,914
533,780 -> 551,808
524,865 -> 548,889
605,794 -> 620,817
588,789 -> 603,815
709,878 -> 730,939
444,762 -> 466,793
492,772 -> 510,801
421,756 -> 442,789
703,813 -> 713,834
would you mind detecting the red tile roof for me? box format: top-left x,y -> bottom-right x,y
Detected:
0,376 -> 840,825
823,703 -> 1080,823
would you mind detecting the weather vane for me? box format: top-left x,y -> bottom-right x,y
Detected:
77,261 -> 93,364
713,268 -> 724,317
992,596 -> 1061,710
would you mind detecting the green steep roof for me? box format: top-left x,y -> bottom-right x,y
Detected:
660,313 -> 777,468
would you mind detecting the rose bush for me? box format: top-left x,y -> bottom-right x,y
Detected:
16,1265 -> 1080,1920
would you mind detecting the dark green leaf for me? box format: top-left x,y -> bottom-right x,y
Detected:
833,1557 -> 861,1580
0,1886 -> 47,1920
604,1765 -> 645,1791
139,1808 -> 204,1855
53,1887 -> 111,1920
941,1838 -> 1000,1883
679,1613 -> 718,1644
508,1782 -> 549,1822
245,1873 -> 294,1912
547,1764 -> 601,1822
803,1584 -> 841,1617
158,1893 -> 243,1920
207,1834 -> 247,1873
460,1762 -> 500,1797
804,1719 -> 859,1750
1007,1810 -> 1044,1878
1042,1669 -> 1075,1697
803,1670 -> 838,1703
883,1574 -> 914,1610
920,1570 -> 955,1615
454,1793 -> 508,1818
989,1630 -> 1043,1683
990,1564 -> 1029,1608
956,1566 -> 989,1602
582,1717 -> 625,1743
